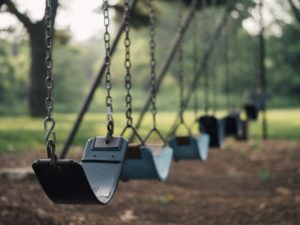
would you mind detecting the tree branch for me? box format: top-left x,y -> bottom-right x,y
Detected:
288,0 -> 300,23
2,0 -> 33,30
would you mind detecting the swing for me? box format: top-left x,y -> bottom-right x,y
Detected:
198,115 -> 224,148
244,104 -> 259,120
223,111 -> 243,137
121,139 -> 173,181
119,1 -> 173,181
221,18 -> 244,138
33,137 -> 128,204
244,91 -> 266,120
169,124 -> 210,161
32,0 -> 128,204
168,8 -> 209,161
236,119 -> 248,140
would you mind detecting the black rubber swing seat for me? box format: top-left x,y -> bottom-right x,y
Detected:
244,104 -> 259,120
198,115 -> 225,148
32,136 -> 128,204
223,113 -> 243,138
120,144 -> 173,181
168,134 -> 210,161
243,91 -> 267,120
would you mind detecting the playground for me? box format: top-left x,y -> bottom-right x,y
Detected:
0,0 -> 299,224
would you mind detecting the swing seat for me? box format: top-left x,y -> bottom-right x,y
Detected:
223,113 -> 243,137
236,119 -> 249,140
198,115 -> 224,148
120,144 -> 173,181
244,104 -> 259,120
32,137 -> 128,204
168,134 -> 209,161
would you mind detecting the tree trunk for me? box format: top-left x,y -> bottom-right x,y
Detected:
28,22 -> 47,117
3,0 -> 59,117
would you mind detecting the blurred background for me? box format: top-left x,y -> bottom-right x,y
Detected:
0,0 -> 299,152
0,1 -> 300,225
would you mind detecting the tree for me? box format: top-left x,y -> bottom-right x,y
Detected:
1,0 -> 59,117
0,39 -> 16,105
288,0 -> 300,23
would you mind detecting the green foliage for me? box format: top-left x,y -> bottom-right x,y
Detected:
0,39 -> 16,105
53,45 -> 85,108
267,24 -> 300,98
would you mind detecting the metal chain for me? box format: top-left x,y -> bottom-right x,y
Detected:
192,10 -> 199,119
124,0 -> 133,128
103,0 -> 114,141
44,0 -> 57,164
148,0 -> 157,128
178,0 -> 185,123
202,0 -> 210,115
211,0 -> 218,115
224,18 -> 231,111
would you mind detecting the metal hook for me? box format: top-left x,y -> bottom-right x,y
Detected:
44,117 -> 56,143
105,120 -> 114,143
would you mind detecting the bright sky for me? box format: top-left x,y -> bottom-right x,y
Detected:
0,0 -> 113,41
0,0 -> 294,41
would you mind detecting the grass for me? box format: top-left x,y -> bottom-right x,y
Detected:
0,108 -> 299,155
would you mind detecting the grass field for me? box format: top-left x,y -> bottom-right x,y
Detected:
0,108 -> 299,154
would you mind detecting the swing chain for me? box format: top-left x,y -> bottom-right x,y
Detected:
192,10 -> 199,120
44,0 -> 57,163
148,0 -> 157,128
103,0 -> 114,141
124,0 -> 133,128
202,0 -> 210,115
178,0 -> 185,123
224,19 -> 230,111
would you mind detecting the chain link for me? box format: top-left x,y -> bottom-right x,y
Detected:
202,0 -> 210,115
148,0 -> 157,128
44,0 -> 56,162
211,0 -> 218,114
103,0 -> 114,141
123,0 -> 133,128
224,19 -> 231,111
192,10 -> 199,119
178,0 -> 185,123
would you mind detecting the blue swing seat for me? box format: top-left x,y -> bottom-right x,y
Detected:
199,115 -> 225,148
32,136 -> 128,204
168,134 -> 210,161
120,144 -> 173,182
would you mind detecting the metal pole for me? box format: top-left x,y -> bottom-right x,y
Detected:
168,0 -> 235,136
129,0 -> 199,142
259,0 -> 268,139
60,0 -> 138,159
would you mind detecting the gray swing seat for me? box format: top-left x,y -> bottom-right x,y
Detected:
168,133 -> 210,161
32,136 -> 128,204
120,144 -> 173,181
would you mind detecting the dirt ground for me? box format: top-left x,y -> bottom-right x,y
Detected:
0,139 -> 299,225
